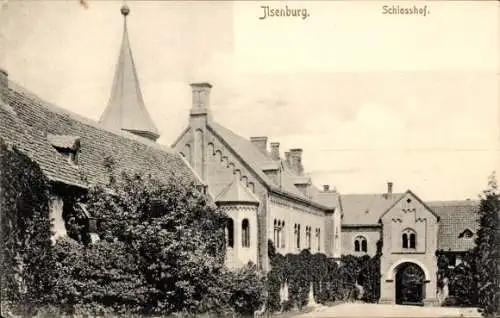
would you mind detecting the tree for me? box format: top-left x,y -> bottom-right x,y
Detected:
473,172 -> 500,317
51,168 -> 228,315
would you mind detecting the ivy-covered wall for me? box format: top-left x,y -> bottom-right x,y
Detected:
0,139 -> 56,314
267,239 -> 382,312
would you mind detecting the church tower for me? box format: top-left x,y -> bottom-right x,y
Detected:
99,5 -> 160,141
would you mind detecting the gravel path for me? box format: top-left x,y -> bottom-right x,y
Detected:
293,303 -> 481,317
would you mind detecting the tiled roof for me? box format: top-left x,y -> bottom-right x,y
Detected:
341,193 -> 405,225
428,200 -> 479,252
215,174 -> 260,204
99,14 -> 159,140
207,122 -> 332,210
4,81 -> 201,188
0,102 -> 84,187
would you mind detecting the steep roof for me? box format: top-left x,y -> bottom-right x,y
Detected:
99,6 -> 159,141
207,122 -> 332,211
5,80 -> 201,188
429,200 -> 479,252
215,174 -> 260,205
341,193 -> 405,225
0,100 -> 84,187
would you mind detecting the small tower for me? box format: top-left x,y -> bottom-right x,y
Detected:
99,5 -> 160,141
216,173 -> 260,268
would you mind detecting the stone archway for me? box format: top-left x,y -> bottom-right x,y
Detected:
395,262 -> 426,306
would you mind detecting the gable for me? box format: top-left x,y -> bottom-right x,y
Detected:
381,191 -> 439,224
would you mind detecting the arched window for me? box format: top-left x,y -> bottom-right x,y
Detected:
402,229 -> 416,249
294,224 -> 301,249
226,218 -> 234,248
242,219 -> 250,247
316,228 -> 321,251
306,226 -> 311,249
273,219 -> 285,248
409,233 -> 416,249
354,236 -> 367,253
281,221 -> 285,248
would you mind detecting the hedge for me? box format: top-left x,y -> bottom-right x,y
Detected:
267,239 -> 382,312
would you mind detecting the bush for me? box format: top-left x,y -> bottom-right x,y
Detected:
0,139 -> 56,315
47,169 -> 229,315
225,262 -> 265,316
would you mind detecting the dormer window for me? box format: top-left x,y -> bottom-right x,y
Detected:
458,228 -> 474,239
47,134 -> 81,166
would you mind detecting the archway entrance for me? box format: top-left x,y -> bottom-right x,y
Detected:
395,262 -> 425,306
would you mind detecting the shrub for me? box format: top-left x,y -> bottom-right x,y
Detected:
225,262 -> 265,316
48,169 -> 228,315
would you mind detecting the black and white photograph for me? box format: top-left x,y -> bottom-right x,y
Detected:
1,1 -> 499,317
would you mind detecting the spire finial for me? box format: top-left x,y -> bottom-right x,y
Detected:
120,4 -> 130,17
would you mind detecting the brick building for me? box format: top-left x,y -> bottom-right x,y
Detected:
0,5 -> 479,307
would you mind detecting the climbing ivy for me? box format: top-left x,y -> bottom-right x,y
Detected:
0,139 -> 56,315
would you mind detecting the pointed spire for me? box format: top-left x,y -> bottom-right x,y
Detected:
99,4 -> 160,141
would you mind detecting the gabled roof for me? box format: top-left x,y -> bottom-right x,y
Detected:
429,200 -> 479,252
207,122 -> 332,211
4,80 -> 201,188
99,6 -> 159,141
379,190 -> 441,222
215,174 -> 260,205
341,193 -> 405,225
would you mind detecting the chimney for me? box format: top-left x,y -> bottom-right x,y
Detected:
189,82 -> 212,122
285,151 -> 291,167
289,148 -> 303,175
323,185 -> 330,192
250,136 -> 268,154
0,68 -> 7,105
387,182 -> 393,195
270,142 -> 280,160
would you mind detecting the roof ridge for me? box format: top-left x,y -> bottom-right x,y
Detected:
8,81 -> 174,154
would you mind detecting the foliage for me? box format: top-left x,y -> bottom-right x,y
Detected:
224,262 -> 266,316
0,139 -> 56,315
266,240 -> 381,313
472,172 -> 500,317
50,169 -> 228,316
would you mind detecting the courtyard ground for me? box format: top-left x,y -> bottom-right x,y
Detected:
291,303 -> 481,317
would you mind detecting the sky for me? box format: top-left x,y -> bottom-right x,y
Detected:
2,0 -> 499,201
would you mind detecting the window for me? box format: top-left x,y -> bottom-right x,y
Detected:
402,229 -> 416,249
242,219 -> 250,247
458,229 -> 474,239
316,228 -> 321,251
294,224 -> 301,249
354,240 -> 360,252
226,218 -> 234,248
354,236 -> 367,253
274,219 -> 285,248
306,226 -> 311,249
